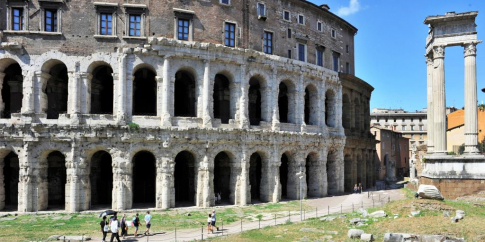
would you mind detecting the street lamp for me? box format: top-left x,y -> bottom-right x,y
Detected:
297,164 -> 304,221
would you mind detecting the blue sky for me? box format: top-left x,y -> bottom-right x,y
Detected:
309,0 -> 484,112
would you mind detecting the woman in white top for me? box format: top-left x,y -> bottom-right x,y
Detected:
207,214 -> 213,234
109,216 -> 121,242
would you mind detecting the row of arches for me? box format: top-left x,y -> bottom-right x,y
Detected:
343,154 -> 374,192
1,149 -> 340,211
342,93 -> 369,131
0,59 -> 338,127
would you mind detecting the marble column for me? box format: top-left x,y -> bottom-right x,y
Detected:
202,60 -> 212,127
155,76 -> 163,117
464,42 -> 480,154
161,56 -> 172,126
69,73 -> 81,114
0,73 -> 5,115
426,55 -> 434,153
239,64 -> 249,128
80,73 -> 92,114
271,68 -> 280,130
117,53 -> 127,123
239,145 -> 248,205
432,45 -> 447,155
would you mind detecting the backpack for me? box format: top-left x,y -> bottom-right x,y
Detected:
132,217 -> 138,226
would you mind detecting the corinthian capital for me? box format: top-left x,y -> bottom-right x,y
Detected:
432,45 -> 445,59
426,55 -> 433,66
464,42 -> 477,57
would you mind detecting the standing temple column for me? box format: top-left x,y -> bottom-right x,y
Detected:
239,64 -> 249,128
202,60 -> 212,127
426,55 -> 434,153
464,42 -> 480,154
432,45 -> 447,155
161,56 -> 172,126
117,53 -> 127,123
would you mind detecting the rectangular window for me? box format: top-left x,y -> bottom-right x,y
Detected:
220,0 -> 230,4
411,126 -> 414,131
333,53 -> 339,71
317,22 -> 322,31
411,134 -> 415,139
288,50 -> 292,59
129,14 -> 141,36
346,45 -> 349,53
298,43 -> 305,62
298,14 -> 304,24
331,29 -> 336,38
12,8 -> 24,31
283,10 -> 290,21
177,18 -> 190,40
402,126 -> 406,131
263,31 -> 273,54
346,62 -> 350,74
316,49 -> 323,67
420,134 -> 423,140
419,126 -> 423,131
287,28 -> 291,38
45,9 -> 58,32
100,13 -> 113,35
258,3 -> 266,16
224,22 -> 236,47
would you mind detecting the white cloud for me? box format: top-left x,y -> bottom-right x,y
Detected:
337,0 -> 361,17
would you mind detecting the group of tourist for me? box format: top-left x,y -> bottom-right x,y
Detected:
99,211 -> 152,242
353,183 -> 363,194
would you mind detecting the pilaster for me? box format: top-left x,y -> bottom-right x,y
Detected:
20,71 -> 35,115
239,64 -> 249,128
202,60 -> 212,127
161,56 -> 172,126
117,53 -> 127,124
271,67 -> 280,131
0,73 -> 5,115
80,72 -> 93,114
34,71 -> 51,114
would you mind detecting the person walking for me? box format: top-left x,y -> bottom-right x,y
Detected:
207,213 -> 213,234
358,183 -> 363,194
144,211 -> 152,236
100,216 -> 109,242
120,214 -> 128,239
353,184 -> 358,194
211,210 -> 219,231
109,216 -> 121,242
132,213 -> 140,237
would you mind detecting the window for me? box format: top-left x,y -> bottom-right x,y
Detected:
283,10 -> 290,21
346,62 -> 350,74
346,45 -> 349,53
12,8 -> 24,31
298,43 -> 306,62
332,52 -> 339,72
402,126 -> 406,131
411,134 -> 414,139
220,0 -> 230,5
317,21 -> 322,31
419,126 -> 423,131
100,13 -> 113,35
45,9 -> 58,32
263,31 -> 273,54
316,49 -> 323,67
287,28 -> 291,38
224,22 -> 236,47
411,126 -> 414,131
331,28 -> 336,38
298,14 -> 305,24
420,134 -> 423,140
288,50 -> 292,59
129,14 -> 141,36
177,18 -> 190,40
258,3 -> 266,16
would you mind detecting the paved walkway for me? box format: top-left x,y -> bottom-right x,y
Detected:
93,188 -> 404,242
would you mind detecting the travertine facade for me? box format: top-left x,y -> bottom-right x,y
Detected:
0,0 -> 374,212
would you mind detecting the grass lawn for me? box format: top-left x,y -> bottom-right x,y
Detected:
0,200 -> 310,241
210,188 -> 485,242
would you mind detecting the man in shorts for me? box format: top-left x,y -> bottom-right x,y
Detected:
144,211 -> 152,235
211,210 -> 219,231
132,213 -> 140,236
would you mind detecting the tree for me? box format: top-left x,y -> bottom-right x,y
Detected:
458,143 -> 465,155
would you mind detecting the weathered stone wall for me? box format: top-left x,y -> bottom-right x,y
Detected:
420,177 -> 485,199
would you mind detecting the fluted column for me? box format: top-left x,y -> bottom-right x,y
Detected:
202,60 -> 212,127
426,55 -> 434,153
117,53 -> 127,123
239,64 -> 249,128
464,42 -> 481,154
161,56 -> 172,126
432,45 -> 446,155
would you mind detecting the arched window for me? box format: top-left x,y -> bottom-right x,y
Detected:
174,151 -> 196,206
325,89 -> 336,127
46,63 -> 68,119
213,74 -> 230,123
248,78 -> 262,125
174,71 -> 196,117
91,65 -> 114,114
1,63 -> 23,118
133,68 -> 157,116
304,85 -> 318,125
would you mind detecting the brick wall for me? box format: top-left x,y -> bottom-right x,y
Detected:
420,177 -> 485,199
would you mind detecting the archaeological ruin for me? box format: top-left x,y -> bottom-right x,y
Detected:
0,0 -> 375,212
421,11 -> 485,198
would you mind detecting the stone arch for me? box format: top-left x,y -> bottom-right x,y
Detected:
342,94 -> 351,129
46,151 -> 67,209
304,84 -> 318,125
305,152 -> 319,197
0,150 -> 19,211
344,154 -> 353,193
213,151 -> 236,204
326,151 -> 338,195
175,69 -> 197,117
1,60 -> 23,118
133,65 -> 157,116
354,97 -> 361,131
174,150 -> 197,207
89,150 -> 113,208
279,150 -> 299,200
90,63 -> 114,114
325,89 -> 336,127
248,75 -> 268,125
213,73 -> 231,123
278,79 -> 297,124
43,59 -> 68,119
132,150 -> 156,207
